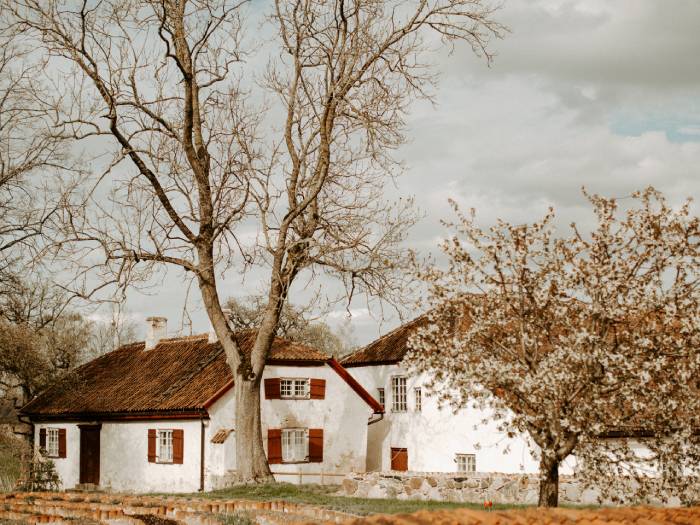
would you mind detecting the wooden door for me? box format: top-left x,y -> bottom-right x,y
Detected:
79,425 -> 101,485
391,447 -> 408,471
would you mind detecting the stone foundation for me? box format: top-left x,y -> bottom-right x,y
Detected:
337,471 -> 684,506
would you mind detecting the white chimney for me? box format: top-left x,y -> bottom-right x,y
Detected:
145,316 -> 168,350
208,309 -> 231,343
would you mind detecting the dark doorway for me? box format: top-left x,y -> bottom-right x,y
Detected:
79,424 -> 101,485
390,447 -> 408,471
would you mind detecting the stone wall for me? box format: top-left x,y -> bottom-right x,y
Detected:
338,471 -> 682,506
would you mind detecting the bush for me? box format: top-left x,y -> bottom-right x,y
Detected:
0,430 -> 26,492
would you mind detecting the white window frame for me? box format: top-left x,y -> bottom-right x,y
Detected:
280,378 -> 310,399
391,376 -> 407,412
281,428 -> 309,463
46,428 -> 60,457
377,388 -> 385,408
157,429 -> 174,463
414,387 -> 422,412
456,453 -> 476,473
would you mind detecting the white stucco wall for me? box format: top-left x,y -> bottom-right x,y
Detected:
35,420 -> 203,493
348,363 -> 578,475
34,362 -> 376,492
100,420 -> 202,493
33,422 -> 80,489
205,363 -> 373,487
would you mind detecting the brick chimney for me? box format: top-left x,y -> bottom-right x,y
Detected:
145,316 -> 168,350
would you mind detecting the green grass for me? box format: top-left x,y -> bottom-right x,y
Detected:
195,483 -> 528,516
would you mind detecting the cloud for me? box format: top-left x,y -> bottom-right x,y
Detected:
119,0 -> 700,346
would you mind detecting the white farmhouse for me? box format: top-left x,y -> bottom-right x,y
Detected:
341,315 -> 578,476
21,317 -> 383,493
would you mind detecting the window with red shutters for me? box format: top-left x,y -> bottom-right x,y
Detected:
58,428 -> 67,458
173,429 -> 184,464
309,379 -> 326,399
264,378 -> 281,399
147,429 -> 156,463
267,429 -> 282,464
308,428 -> 323,463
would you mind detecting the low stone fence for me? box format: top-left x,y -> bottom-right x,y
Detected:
338,471 -> 680,506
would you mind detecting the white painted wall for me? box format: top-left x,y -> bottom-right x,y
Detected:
100,420 -> 202,493
34,362 -> 376,492
34,420 -> 203,493
348,363 -> 578,475
33,422 -> 80,489
206,363 -> 373,487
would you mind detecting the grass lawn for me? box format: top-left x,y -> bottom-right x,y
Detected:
195,483 -> 529,516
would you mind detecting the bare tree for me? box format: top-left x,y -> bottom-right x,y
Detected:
6,0 -> 505,481
224,295 -> 352,357
0,32 -> 77,281
410,187 -> 700,506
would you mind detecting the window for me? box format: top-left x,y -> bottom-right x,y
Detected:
456,453 -> 476,473
280,378 -> 309,399
414,387 -> 422,412
377,388 -> 385,409
158,430 -> 174,463
46,428 -> 59,457
281,428 -> 308,462
391,376 -> 407,412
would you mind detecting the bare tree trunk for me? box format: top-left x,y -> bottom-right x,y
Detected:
538,456 -> 560,507
234,377 -> 272,482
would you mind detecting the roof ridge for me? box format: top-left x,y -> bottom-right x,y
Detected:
347,313 -> 425,355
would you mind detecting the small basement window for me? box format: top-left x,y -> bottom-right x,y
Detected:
456,453 -> 476,473
280,378 -> 309,399
281,428 -> 308,462
46,428 -> 60,457
158,430 -> 174,463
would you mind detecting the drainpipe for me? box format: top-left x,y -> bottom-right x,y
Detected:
199,415 -> 206,492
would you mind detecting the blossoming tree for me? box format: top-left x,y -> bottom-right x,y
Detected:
409,187 -> 700,507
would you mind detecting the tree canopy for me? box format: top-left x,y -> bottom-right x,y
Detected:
410,187 -> 700,506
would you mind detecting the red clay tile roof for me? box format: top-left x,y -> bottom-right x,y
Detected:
21,331 -> 329,418
341,315 -> 428,367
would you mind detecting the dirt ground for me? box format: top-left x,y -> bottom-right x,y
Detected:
340,506 -> 700,524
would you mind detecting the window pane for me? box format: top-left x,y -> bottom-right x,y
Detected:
47,428 -> 59,457
159,430 -> 173,462
294,379 -> 308,397
414,387 -> 422,412
281,379 -> 293,398
456,453 -> 476,472
282,429 -> 308,462
392,377 -> 407,412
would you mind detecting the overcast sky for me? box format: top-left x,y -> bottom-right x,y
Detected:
120,0 -> 700,346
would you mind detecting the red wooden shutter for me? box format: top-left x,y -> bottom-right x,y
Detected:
264,378 -> 281,399
58,429 -> 67,458
309,379 -> 326,399
267,429 -> 282,464
308,429 -> 323,462
39,428 -> 46,451
147,429 -> 156,463
173,429 -> 184,464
